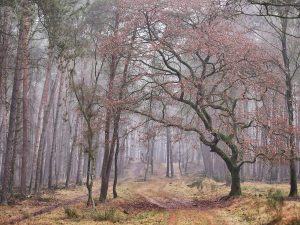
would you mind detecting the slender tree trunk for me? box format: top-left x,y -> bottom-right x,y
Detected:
76,145 -> 83,185
178,141 -> 183,176
35,71 -> 59,192
100,54 -> 118,203
9,97 -> 23,194
48,67 -> 64,189
0,6 -> 11,183
1,0 -> 29,204
30,48 -> 53,193
21,5 -> 30,196
150,136 -> 154,175
113,136 -> 120,198
170,132 -> 174,178
280,16 -> 298,197
100,112 -> 120,202
144,139 -> 150,181
66,118 -> 79,188
166,128 -> 170,177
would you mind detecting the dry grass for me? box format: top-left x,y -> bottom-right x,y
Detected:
2,178 -> 300,225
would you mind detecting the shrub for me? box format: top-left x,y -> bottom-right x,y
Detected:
64,207 -> 80,219
91,208 -> 126,223
267,189 -> 284,220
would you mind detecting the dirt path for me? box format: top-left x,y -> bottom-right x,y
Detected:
131,178 -> 228,225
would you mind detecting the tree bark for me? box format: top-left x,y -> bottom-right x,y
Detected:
280,15 -> 298,197
166,128 -> 170,177
65,117 -> 79,188
48,66 -> 64,189
0,6 -> 11,183
229,167 -> 241,196
113,136 -> 120,198
21,6 -> 30,196
76,145 -> 83,185
29,48 -> 53,193
34,70 -> 59,192
1,0 -> 29,204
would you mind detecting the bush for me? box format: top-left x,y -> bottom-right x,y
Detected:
267,189 -> 284,216
91,208 -> 126,223
64,207 -> 80,219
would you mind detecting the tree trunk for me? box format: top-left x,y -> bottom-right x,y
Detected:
280,14 -> 298,197
229,167 -> 241,196
178,141 -> 183,176
48,67 -> 64,189
21,5 -> 30,196
30,48 -> 53,193
144,139 -> 150,181
34,72 -> 59,192
65,118 -> 79,188
166,128 -> 170,177
150,136 -> 154,175
76,145 -> 83,185
113,136 -> 120,198
1,0 -> 28,204
0,6 -> 11,183
100,112 -> 120,202
99,54 -> 118,203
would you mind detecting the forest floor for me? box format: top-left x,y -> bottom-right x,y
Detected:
1,162 -> 300,225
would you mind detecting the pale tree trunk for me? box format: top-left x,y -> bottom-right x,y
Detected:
166,127 -> 171,177
48,66 -> 64,189
21,6 -> 30,196
178,141 -> 183,176
150,136 -> 154,175
144,139 -> 151,181
30,48 -> 53,193
76,145 -> 83,185
170,133 -> 174,178
66,117 -> 79,188
35,71 -> 59,192
1,0 -> 29,204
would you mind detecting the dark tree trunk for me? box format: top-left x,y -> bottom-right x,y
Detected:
100,112 -> 120,202
229,167 -> 241,196
279,14 -> 298,197
100,54 -> 118,203
113,136 -> 120,198
0,6 -> 11,188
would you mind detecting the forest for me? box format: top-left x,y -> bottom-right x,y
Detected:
1,0 -> 300,224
